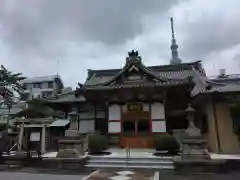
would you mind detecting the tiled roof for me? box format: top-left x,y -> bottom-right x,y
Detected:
83,80 -> 190,90
44,91 -> 85,103
0,106 -> 23,115
22,75 -> 62,84
84,61 -> 207,96
208,76 -> 240,86
206,84 -> 240,93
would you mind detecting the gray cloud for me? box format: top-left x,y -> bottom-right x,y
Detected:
0,0 -> 180,52
174,0 -> 240,60
0,0 -> 240,87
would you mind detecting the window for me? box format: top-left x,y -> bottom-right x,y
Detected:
42,91 -> 53,98
22,84 -> 27,90
137,120 -> 149,134
48,82 -> 53,88
123,121 -> 135,135
33,83 -> 41,88
20,93 -> 29,101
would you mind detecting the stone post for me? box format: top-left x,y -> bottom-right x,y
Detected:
17,122 -> 24,151
41,125 -> 46,153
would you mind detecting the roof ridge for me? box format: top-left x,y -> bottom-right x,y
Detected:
206,80 -> 228,86
192,66 -> 208,85
102,60 -> 167,86
87,60 -> 202,73
84,72 -> 96,85
23,74 -> 59,79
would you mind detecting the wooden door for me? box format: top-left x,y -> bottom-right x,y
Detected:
120,136 -> 154,148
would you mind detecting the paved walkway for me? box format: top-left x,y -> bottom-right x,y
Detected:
0,171 -> 86,180
97,148 -> 171,158
157,172 -> 240,180
84,169 -> 240,180
210,153 -> 240,160
85,169 -> 154,180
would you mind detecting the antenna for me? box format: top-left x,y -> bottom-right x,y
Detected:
169,17 -> 181,65
57,59 -> 60,75
170,17 -> 175,39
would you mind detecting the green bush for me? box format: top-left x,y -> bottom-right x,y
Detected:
88,135 -> 108,154
154,133 -> 180,152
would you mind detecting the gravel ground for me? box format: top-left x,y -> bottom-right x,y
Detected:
0,171 -> 87,180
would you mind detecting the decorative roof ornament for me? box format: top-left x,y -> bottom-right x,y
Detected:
126,50 -> 142,64
169,17 -> 182,65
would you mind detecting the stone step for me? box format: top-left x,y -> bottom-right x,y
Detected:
86,155 -> 175,170
88,159 -> 173,165
88,156 -> 173,161
85,164 -> 174,170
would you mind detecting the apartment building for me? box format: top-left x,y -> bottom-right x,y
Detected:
20,75 -> 64,101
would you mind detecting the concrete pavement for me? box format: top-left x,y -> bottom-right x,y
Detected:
0,171 -> 87,180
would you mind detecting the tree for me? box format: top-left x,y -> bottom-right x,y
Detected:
0,65 -> 25,108
0,65 -> 25,157
15,99 -> 60,118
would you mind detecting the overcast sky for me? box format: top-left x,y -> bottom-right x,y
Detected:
1,0 -> 240,88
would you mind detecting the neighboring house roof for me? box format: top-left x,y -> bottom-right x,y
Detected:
206,85 -> 240,93
0,106 -> 23,115
21,75 -> 63,84
203,74 -> 240,95
44,91 -> 85,103
84,60 -> 207,96
208,75 -> 240,86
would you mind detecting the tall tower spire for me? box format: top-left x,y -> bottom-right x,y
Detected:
170,17 -> 181,65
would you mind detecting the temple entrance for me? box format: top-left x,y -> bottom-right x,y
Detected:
120,119 -> 153,148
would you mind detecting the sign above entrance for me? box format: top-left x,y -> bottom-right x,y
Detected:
127,102 -> 143,112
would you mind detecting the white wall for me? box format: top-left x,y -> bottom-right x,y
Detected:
152,121 -> 166,132
79,120 -> 95,133
79,110 -> 95,119
151,103 -> 165,119
108,104 -> 121,133
151,103 -> 166,132
108,121 -> 121,133
108,105 -> 121,120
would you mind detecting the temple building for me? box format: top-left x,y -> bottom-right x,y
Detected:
14,19 -> 240,153
43,28 -> 209,149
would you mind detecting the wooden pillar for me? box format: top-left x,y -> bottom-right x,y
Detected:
78,106 -> 81,131
94,104 -> 97,133
17,122 -> 24,151
41,125 -> 46,153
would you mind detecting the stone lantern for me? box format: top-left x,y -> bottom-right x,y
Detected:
65,108 -> 79,137
57,107 -> 87,158
181,104 -> 209,160
185,104 -> 200,137
68,108 -> 79,130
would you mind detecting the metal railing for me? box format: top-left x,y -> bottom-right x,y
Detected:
9,143 -> 17,152
126,143 -> 130,160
